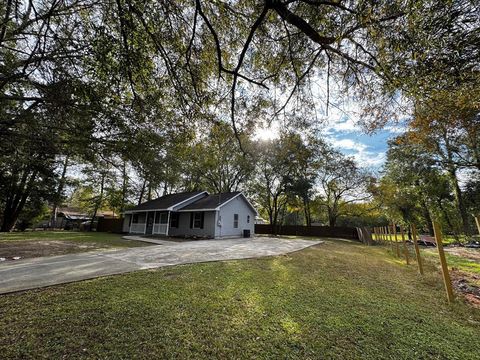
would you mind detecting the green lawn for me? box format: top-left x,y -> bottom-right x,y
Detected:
423,249 -> 480,275
1,239 -> 479,359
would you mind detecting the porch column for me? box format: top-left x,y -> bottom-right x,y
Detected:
143,212 -> 147,234
166,211 -> 171,236
153,211 -> 157,235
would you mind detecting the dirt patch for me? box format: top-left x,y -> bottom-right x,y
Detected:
445,247 -> 480,263
0,240 -> 101,261
451,269 -> 480,308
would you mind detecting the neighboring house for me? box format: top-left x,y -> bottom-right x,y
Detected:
255,216 -> 267,224
123,191 -> 257,239
51,208 -> 91,230
43,208 -> 118,230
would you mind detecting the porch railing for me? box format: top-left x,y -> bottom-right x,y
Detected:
153,223 -> 168,235
130,223 -> 146,234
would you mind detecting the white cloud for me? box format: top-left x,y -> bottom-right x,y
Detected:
325,137 -> 385,169
332,138 -> 367,152
353,151 -> 386,167
383,124 -> 407,134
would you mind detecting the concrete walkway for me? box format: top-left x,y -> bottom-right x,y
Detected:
0,237 -> 322,294
122,236 -> 180,245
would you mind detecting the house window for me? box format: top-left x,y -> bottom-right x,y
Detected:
247,215 -> 250,224
234,214 -> 239,228
170,213 -> 179,228
193,212 -> 203,229
132,214 -> 139,223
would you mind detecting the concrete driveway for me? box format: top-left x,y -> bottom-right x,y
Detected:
0,237 -> 322,294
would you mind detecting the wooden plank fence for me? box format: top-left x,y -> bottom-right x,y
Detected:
254,224 -> 359,240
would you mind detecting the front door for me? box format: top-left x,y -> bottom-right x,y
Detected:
146,212 -> 154,235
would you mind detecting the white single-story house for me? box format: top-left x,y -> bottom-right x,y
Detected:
123,191 -> 257,239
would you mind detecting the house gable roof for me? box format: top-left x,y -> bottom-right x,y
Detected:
179,192 -> 240,211
125,191 -> 207,212
179,192 -> 258,214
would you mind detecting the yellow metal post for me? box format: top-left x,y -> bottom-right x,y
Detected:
401,226 -> 410,265
411,224 -> 423,275
433,221 -> 455,304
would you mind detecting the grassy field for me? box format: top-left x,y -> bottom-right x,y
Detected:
423,250 -> 480,275
1,238 -> 479,359
0,231 -> 148,259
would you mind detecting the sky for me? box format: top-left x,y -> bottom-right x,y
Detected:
254,76 -> 408,171
321,113 -> 405,170
255,109 -> 406,172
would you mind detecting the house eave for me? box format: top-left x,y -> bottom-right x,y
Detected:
123,191 -> 209,214
178,208 -> 217,212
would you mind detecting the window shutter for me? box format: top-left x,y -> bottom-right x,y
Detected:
200,212 -> 204,229
190,213 -> 193,228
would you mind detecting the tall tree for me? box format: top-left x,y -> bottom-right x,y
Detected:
190,122 -> 254,193
316,149 -> 372,227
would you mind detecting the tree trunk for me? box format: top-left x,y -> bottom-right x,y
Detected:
304,198 -> 311,227
90,173 -> 105,231
120,160 -> 128,217
438,200 -> 460,243
138,179 -> 146,205
420,198 -> 434,236
51,156 -> 69,228
328,208 -> 337,227
147,182 -> 152,201
443,133 -> 470,235
447,168 -> 470,235
0,170 -> 37,232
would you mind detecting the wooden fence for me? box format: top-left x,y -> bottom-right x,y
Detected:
255,224 -> 359,240
97,218 -> 124,233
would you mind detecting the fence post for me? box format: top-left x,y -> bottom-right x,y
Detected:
411,224 -> 423,275
393,224 -> 400,257
387,224 -> 393,252
400,226 -> 410,265
386,224 -> 390,248
433,221 -> 454,304
475,215 -> 480,235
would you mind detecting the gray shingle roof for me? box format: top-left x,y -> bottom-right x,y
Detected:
179,192 -> 241,211
126,191 -> 206,212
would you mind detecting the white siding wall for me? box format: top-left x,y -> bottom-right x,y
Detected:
168,211 -> 216,238
122,214 -> 131,232
215,196 -> 256,238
